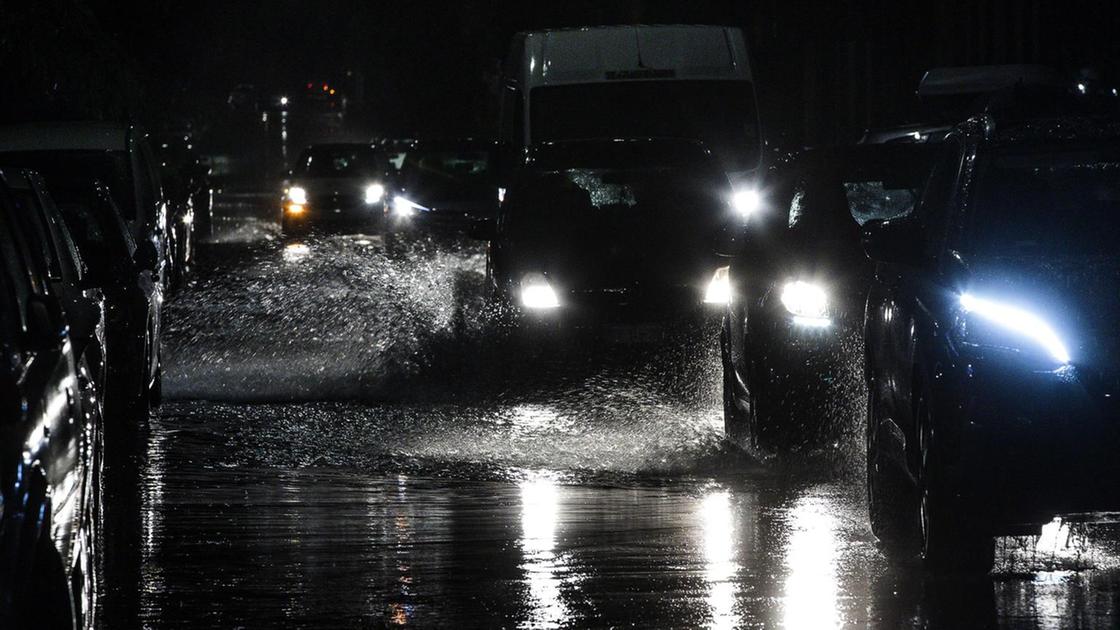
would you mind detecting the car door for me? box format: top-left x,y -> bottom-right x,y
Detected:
868,135 -> 968,436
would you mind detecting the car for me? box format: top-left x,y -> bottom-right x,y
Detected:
280,143 -> 391,235
480,138 -> 739,343
0,189 -> 103,628
720,144 -> 937,452
0,169 -> 107,403
0,122 -> 172,293
862,112 -> 1120,572
49,181 -> 164,417
385,139 -> 496,240
153,128 -> 214,286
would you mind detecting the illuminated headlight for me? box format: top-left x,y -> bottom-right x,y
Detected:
704,266 -> 731,305
364,183 -> 385,204
285,202 -> 306,215
731,189 -> 761,218
287,186 -> 308,205
392,195 -> 423,217
520,272 -> 559,309
780,280 -> 830,327
959,293 -> 1071,364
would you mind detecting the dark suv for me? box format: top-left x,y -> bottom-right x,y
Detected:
863,114 -> 1120,571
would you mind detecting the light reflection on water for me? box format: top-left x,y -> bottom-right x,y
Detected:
782,495 -> 840,629
519,472 -> 568,629
699,490 -> 741,630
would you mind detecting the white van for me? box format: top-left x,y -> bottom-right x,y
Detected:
499,25 -> 761,183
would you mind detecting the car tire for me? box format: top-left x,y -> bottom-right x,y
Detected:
721,326 -> 750,447
916,387 -> 995,573
21,517 -> 76,629
866,389 -> 918,551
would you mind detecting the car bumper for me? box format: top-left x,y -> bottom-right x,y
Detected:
283,204 -> 386,230
750,311 -> 861,391
949,354 -> 1120,529
518,287 -> 720,341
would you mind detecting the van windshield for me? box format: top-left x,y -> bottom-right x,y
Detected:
530,80 -> 759,172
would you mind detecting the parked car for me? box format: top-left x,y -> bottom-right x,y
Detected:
0,190 -> 103,628
50,181 -> 164,416
0,169 -> 107,400
385,139 -> 496,239
720,144 -> 937,452
154,129 -> 214,285
280,143 -> 390,235
0,122 -> 172,293
863,113 -> 1120,571
480,138 -> 738,343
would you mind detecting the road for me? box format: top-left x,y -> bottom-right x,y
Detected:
141,192 -> 1120,628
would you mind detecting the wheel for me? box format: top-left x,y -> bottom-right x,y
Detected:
721,327 -> 749,446
866,388 -> 918,549
915,388 -> 995,573
148,362 -> 162,413
20,514 -> 77,629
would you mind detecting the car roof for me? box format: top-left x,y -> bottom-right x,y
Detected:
0,122 -> 130,152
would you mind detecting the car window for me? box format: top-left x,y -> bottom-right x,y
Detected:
915,137 -> 965,257
0,206 -> 35,332
135,138 -> 163,222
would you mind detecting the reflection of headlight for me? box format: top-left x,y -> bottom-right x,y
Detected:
287,186 -> 308,205
780,280 -> 830,326
731,189 -> 761,218
364,183 -> 385,204
959,293 -> 1071,364
704,266 -> 731,305
392,195 -> 424,217
521,272 -> 560,309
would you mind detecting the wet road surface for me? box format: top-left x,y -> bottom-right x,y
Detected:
143,192 -> 1120,627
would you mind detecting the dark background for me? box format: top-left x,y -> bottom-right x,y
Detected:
5,0 -> 1120,147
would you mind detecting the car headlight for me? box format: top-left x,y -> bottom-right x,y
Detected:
780,280 -> 830,327
959,293 -> 1071,364
287,186 -> 308,205
285,202 -> 306,215
704,266 -> 731,305
364,183 -> 385,204
392,195 -> 424,217
731,189 -> 761,219
521,272 -> 560,309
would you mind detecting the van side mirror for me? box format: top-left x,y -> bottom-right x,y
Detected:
861,218 -> 926,265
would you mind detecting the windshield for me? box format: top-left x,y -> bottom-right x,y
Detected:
530,80 -> 759,172
785,147 -> 936,235
0,150 -> 134,219
971,145 -> 1120,256
399,150 -> 491,199
297,146 -> 385,178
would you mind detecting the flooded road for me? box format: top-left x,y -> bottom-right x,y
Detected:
143,192 -> 1120,628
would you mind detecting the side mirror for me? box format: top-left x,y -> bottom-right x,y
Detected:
25,295 -> 64,352
134,239 -> 160,271
467,217 -> 497,241
861,218 -> 926,265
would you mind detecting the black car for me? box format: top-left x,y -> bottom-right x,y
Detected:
483,138 -> 737,341
281,143 -> 391,235
386,140 -> 496,238
0,169 -> 107,401
154,129 -> 213,284
0,191 -> 102,628
49,181 -> 164,416
720,145 -> 937,451
0,122 -> 172,294
863,114 -> 1120,571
